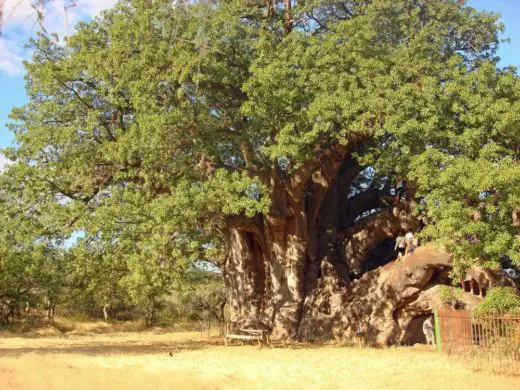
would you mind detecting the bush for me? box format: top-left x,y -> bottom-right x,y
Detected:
475,287 -> 520,316
439,286 -> 465,309
178,270 -> 227,325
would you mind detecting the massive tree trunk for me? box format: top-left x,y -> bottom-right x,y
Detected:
220,142 -> 519,344
316,246 -> 452,345
223,150 -> 447,343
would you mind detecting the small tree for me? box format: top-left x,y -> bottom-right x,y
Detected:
179,269 -> 227,333
31,247 -> 71,323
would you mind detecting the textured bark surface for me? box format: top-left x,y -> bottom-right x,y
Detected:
299,245 -> 451,344
221,150 -> 517,343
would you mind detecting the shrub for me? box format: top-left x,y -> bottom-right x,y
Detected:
475,287 -> 520,316
439,286 -> 465,309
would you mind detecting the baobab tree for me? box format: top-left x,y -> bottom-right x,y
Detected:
4,0 -> 520,342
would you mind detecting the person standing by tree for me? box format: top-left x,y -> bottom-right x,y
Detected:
355,320 -> 366,347
405,231 -> 416,255
395,235 -> 407,261
422,317 -> 435,346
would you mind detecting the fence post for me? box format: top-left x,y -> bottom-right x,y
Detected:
434,308 -> 442,353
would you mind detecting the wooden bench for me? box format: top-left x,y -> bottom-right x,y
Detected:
224,328 -> 269,346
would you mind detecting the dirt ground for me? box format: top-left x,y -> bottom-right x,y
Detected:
1,329 -> 519,390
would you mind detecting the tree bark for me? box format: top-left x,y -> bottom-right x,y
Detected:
222,153 -> 455,343
47,304 -> 55,324
223,226 -> 268,328
284,0 -> 292,33
224,152 -> 356,339
103,302 -> 110,322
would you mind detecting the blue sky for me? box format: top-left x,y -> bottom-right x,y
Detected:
1,0 -> 519,159
0,0 -> 118,158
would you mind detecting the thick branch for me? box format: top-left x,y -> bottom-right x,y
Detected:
239,138 -> 261,172
342,205 -> 417,276
56,78 -> 94,110
339,180 -> 392,229
289,143 -> 348,198
226,214 -> 264,237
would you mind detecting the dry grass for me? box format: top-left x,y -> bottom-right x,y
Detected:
0,317 -> 203,337
1,329 -> 519,390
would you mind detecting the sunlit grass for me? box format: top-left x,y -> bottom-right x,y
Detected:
1,325 -> 519,390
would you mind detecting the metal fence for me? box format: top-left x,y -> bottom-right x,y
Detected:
436,308 -> 520,376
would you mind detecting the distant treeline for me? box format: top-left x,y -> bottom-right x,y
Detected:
0,247 -> 226,328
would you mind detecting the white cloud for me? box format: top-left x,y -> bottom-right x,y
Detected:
81,0 -> 119,18
0,38 -> 25,76
1,0 -> 120,77
3,1 -> 35,27
3,0 -> 117,31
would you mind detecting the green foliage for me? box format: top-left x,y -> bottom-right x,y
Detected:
439,286 -> 464,307
177,269 -> 227,323
407,63 -> 520,274
439,285 -> 467,309
475,287 -> 520,315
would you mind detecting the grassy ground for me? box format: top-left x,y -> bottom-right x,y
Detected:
1,325 -> 519,390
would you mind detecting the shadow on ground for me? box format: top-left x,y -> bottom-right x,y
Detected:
0,338 -> 223,357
